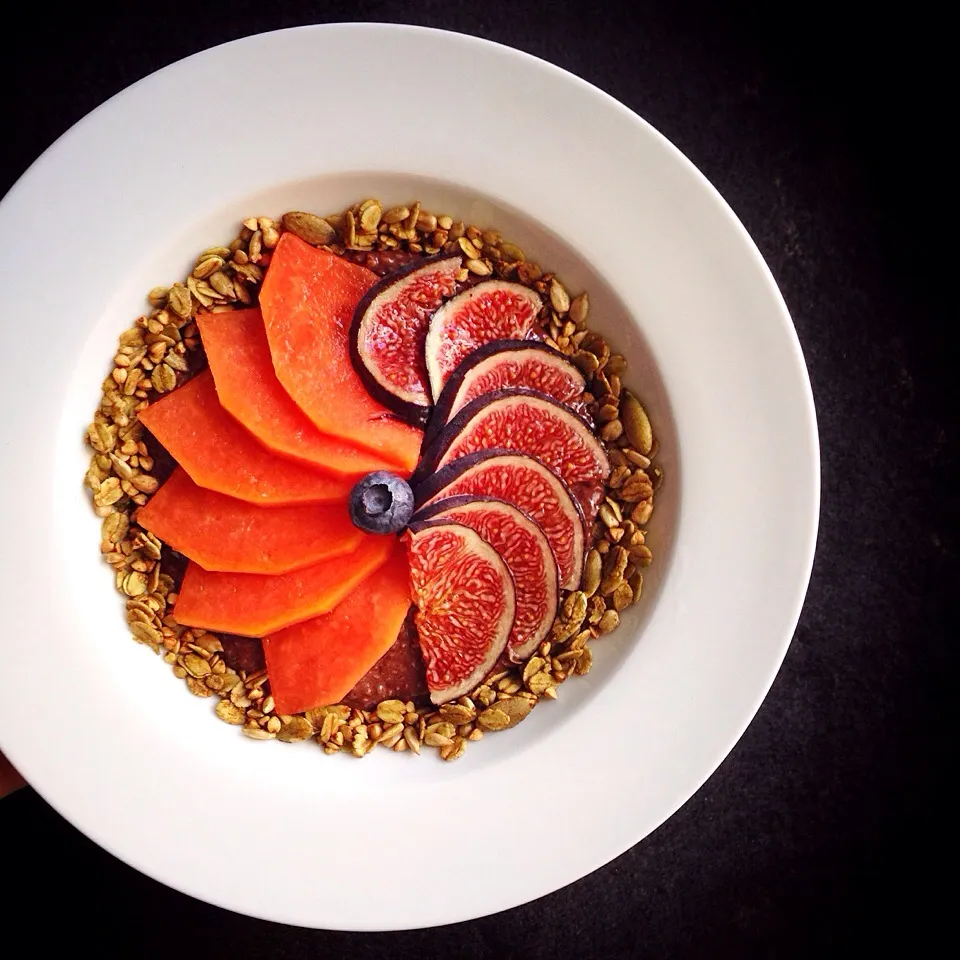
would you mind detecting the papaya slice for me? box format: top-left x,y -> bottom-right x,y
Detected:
259,233 -> 422,471
138,370 -> 351,505
173,534 -> 394,636
137,468 -> 362,574
263,545 -> 413,714
197,309 -> 393,478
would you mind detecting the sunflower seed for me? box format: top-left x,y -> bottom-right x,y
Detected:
424,731 -> 454,748
193,256 -> 224,280
466,258 -> 492,276
242,726 -> 276,741
132,474 -> 158,494
208,270 -> 235,298
441,736 -> 467,761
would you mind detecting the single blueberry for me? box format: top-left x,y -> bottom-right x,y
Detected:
348,472 -> 414,535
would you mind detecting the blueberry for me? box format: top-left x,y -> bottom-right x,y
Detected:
348,472 -> 414,535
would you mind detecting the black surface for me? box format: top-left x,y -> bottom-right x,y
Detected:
1,3 -> 953,956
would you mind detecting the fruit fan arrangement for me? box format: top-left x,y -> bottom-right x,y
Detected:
84,202 -> 659,760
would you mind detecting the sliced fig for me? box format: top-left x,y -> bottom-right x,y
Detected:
424,339 -> 586,447
405,520 -> 516,704
350,255 -> 461,425
415,495 -> 559,661
416,388 -> 610,519
414,449 -> 585,590
424,281 -> 542,401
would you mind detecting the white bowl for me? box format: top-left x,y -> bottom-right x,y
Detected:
0,24 -> 819,930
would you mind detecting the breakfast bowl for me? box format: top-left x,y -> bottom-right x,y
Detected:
0,24 -> 818,930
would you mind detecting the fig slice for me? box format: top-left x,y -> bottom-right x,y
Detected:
405,520 -> 516,704
415,495 -> 559,661
414,449 -> 585,590
424,339 -> 586,447
351,254 -> 461,426
416,388 -> 610,519
424,281 -> 542,401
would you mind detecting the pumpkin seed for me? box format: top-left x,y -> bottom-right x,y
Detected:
496,697 -> 533,727
498,241 -> 525,262
621,390 -> 653,455
281,211 -> 338,246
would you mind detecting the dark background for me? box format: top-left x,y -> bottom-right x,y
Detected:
1,2 -> 953,956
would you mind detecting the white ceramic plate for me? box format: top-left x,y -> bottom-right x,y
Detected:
0,24 -> 818,929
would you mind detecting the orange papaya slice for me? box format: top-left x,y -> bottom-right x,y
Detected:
172,534 -> 393,636
137,468 -> 362,574
263,545 -> 413,714
197,308 -> 394,478
258,233 -> 421,472
137,369 -> 351,504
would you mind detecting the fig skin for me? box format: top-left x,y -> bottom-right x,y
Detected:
424,280 -> 543,401
413,386 -> 602,489
423,339 -> 585,448
350,253 -> 461,428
